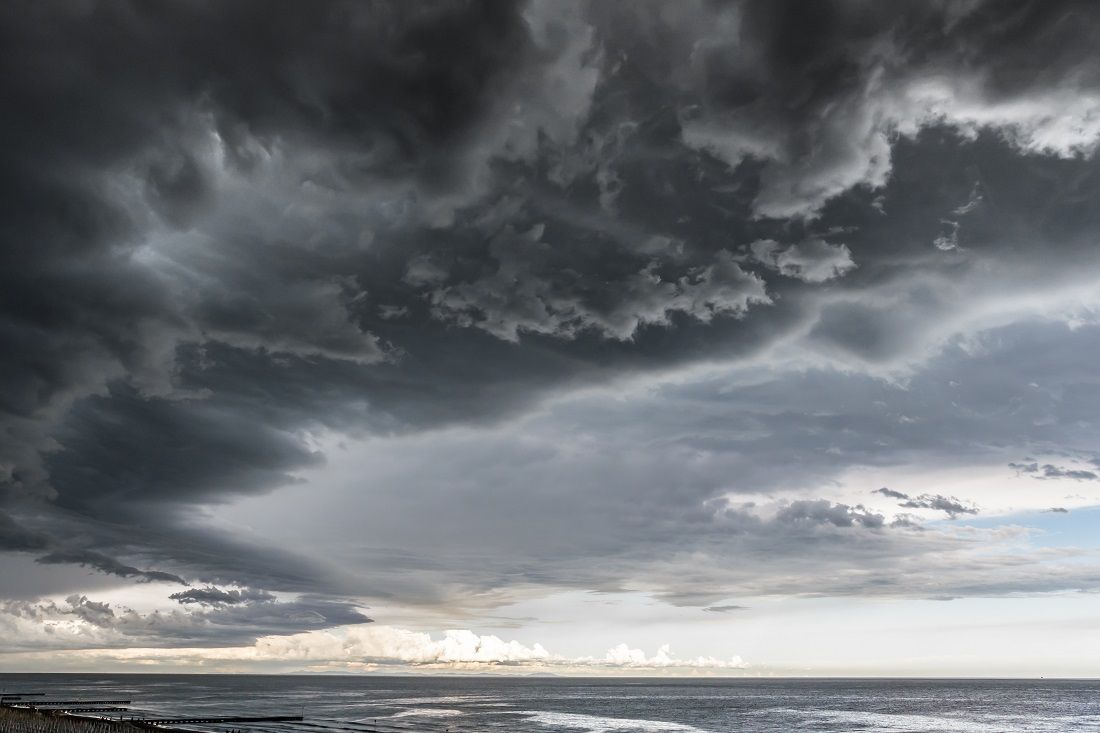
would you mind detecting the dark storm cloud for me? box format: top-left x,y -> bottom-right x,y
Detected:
47,385 -> 324,509
0,0 -> 542,501
0,511 -> 50,552
4,0 -> 1100,644
1,509 -> 185,584
36,550 -> 186,585
628,0 -> 1100,219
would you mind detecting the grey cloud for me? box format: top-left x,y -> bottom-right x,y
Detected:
898,494 -> 979,519
873,487 -> 978,520
47,385 -> 325,510
0,593 -> 371,652
404,256 -> 450,287
36,549 -> 186,585
0,0 -> 590,501
663,0 -> 1100,218
264,317 -> 1100,610
1010,461 -> 1099,480
0,511 -> 50,552
1,510 -> 185,585
747,238 -> 856,283
170,587 -> 277,607
63,595 -> 116,627
774,500 -> 885,529
1039,464 -> 1099,481
807,297 -> 929,364
424,238 -> 770,342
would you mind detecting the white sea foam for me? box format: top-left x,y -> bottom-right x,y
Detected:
375,695 -> 498,705
793,708 -> 1100,732
521,711 -> 708,733
391,708 -> 463,718
352,708 -> 463,722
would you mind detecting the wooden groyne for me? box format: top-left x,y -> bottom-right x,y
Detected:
0,707 -> 138,733
0,692 -> 304,733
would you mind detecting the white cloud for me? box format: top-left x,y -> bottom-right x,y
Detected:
595,642 -> 745,669
0,621 -> 746,674
247,625 -> 745,671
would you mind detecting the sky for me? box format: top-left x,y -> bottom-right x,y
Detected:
3,0 -> 1100,677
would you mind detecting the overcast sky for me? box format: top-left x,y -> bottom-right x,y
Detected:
4,0 -> 1100,676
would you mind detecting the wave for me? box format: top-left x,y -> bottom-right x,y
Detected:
391,709 -> 463,719
372,696 -> 500,705
791,708 -> 1098,733
520,711 -> 707,733
352,708 -> 463,722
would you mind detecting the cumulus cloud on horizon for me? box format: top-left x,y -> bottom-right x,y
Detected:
4,622 -> 746,674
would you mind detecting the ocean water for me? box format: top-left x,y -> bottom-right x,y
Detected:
1,675 -> 1098,733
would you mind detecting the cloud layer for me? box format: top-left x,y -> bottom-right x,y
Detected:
4,0 -> 1100,661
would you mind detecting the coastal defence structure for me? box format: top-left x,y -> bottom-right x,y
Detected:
1,706 -> 138,733
0,693 -> 303,733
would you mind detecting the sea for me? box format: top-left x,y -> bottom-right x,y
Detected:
1,675 -> 1098,733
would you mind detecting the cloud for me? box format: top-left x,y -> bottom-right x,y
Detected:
897,494 -> 979,519
1,510 -> 185,585
593,643 -> 745,670
5,0 -> 1100,658
170,587 -> 277,606
0,512 -> 51,552
1010,461 -> 1099,481
0,593 -> 371,652
422,232 -> 771,342
667,0 -> 1100,218
1041,465 -> 1098,481
63,595 -> 116,627
747,238 -> 856,282
36,550 -> 186,585
255,316 -> 1100,610
875,483 -> 979,520
0,0 -> 598,501
774,499 -> 885,528
94,624 -> 747,673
